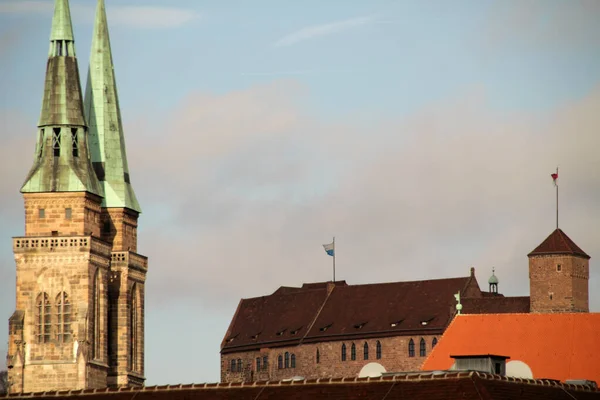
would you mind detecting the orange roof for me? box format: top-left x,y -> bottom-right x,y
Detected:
422,313 -> 600,383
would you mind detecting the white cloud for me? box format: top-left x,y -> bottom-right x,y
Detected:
273,16 -> 376,47
0,1 -> 199,29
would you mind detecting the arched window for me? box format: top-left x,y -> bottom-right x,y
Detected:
230,359 -> 236,372
419,338 -> 426,357
278,355 -> 283,369
408,339 -> 415,357
351,343 -> 356,360
36,293 -> 51,343
256,357 -> 261,371
56,292 -> 71,343
432,337 -> 438,348
237,359 -> 242,372
291,354 -> 296,368
363,342 -> 369,360
316,348 -> 320,364
93,269 -> 101,359
129,284 -> 138,371
263,356 -> 268,370
376,341 -> 382,359
341,344 -> 347,361
284,352 -> 290,368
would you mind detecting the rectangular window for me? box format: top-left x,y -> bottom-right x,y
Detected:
557,264 -> 562,272
39,209 -> 45,218
65,208 -> 72,219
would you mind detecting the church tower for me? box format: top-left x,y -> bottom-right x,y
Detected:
6,0 -> 146,393
528,229 -> 590,313
84,0 -> 146,387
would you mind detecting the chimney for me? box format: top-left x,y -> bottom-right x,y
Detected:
450,354 -> 508,375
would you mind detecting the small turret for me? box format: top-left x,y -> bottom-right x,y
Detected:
488,268 -> 498,294
21,0 -> 101,195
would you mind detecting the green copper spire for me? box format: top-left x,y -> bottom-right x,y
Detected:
84,0 -> 141,213
21,0 -> 102,195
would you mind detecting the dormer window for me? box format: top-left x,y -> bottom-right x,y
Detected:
319,323 -> 332,332
226,334 -> 238,343
390,319 -> 403,327
250,332 -> 260,340
290,327 -> 302,335
353,322 -> 367,329
276,329 -> 286,336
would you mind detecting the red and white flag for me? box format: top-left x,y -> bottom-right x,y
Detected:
551,170 -> 558,187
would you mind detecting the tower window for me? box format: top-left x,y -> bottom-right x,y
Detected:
351,343 -> 356,360
557,264 -> 562,272
256,357 -> 261,371
341,344 -> 346,361
71,128 -> 78,157
65,208 -> 72,219
129,284 -> 139,372
419,338 -> 426,357
36,293 -> 51,343
236,359 -> 242,372
316,348 -> 320,364
408,339 -> 415,357
230,359 -> 236,372
93,269 -> 101,359
363,342 -> 369,360
376,341 -> 382,359
284,351 -> 290,368
39,208 -> 45,218
278,355 -> 283,369
262,356 -> 268,370
432,337 -> 438,348
38,129 -> 44,159
56,292 -> 72,343
52,128 -> 61,157
290,354 -> 296,368
549,292 -> 554,300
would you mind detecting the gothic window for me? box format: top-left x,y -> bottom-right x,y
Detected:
56,292 -> 72,343
71,128 -> 78,157
262,356 -> 268,370
256,357 -> 261,371
432,337 -> 438,348
284,352 -> 290,368
129,284 -> 139,372
316,348 -> 320,364
230,359 -> 236,372
278,355 -> 283,369
351,343 -> 356,360
52,128 -> 61,157
363,342 -> 369,360
36,293 -> 51,343
408,339 -> 415,357
419,338 -> 426,357
93,269 -> 101,359
236,359 -> 242,372
341,344 -> 347,361
291,354 -> 296,368
376,341 -> 382,359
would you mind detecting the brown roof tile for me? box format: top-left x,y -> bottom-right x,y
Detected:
3,372 -> 600,400
528,229 -> 590,259
461,296 -> 530,314
222,276 -> 479,353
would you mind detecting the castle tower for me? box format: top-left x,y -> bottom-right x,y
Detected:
84,0 -> 147,387
7,0 -> 110,392
528,229 -> 590,313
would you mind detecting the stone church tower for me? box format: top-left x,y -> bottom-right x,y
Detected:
528,229 -> 589,313
6,0 -> 147,393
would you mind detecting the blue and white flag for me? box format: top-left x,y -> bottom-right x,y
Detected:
323,242 -> 334,257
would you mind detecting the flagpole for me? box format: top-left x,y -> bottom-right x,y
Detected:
556,167 -> 559,230
333,236 -> 336,282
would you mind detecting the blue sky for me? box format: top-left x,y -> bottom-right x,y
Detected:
1,0 -> 600,386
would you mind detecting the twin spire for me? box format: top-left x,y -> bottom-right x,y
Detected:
21,0 -> 140,213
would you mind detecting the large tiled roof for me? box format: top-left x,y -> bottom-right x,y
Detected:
422,313 -> 600,383
3,372 -> 600,399
221,276 -> 476,353
528,229 -> 590,259
461,296 -> 530,314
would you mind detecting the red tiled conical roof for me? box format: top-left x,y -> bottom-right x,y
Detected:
528,229 -> 589,259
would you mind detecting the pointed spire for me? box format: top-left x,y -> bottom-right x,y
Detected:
21,0 -> 101,195
85,0 -> 141,212
50,0 -> 75,42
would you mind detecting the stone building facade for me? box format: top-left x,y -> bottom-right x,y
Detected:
221,229 -> 590,382
6,0 -> 146,393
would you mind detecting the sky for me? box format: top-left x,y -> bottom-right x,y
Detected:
1,0 -> 600,386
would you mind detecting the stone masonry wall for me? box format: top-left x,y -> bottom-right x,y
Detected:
529,254 -> 589,313
221,334 -> 440,383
